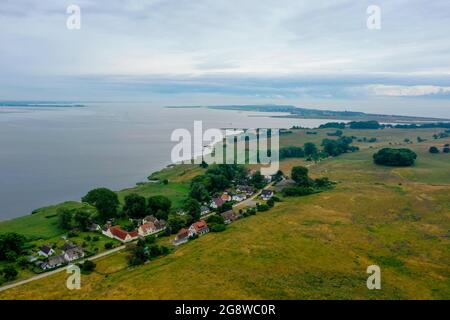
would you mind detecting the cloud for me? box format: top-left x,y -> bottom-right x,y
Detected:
364,84 -> 450,97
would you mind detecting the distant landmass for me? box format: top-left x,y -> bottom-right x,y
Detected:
167,104 -> 450,123
0,101 -> 85,108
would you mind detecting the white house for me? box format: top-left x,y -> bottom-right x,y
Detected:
173,228 -> 190,246
232,194 -> 246,202
200,206 -> 210,216
261,189 -> 274,201
103,225 -> 139,243
64,247 -> 85,262
38,245 -> 55,257
189,220 -> 209,236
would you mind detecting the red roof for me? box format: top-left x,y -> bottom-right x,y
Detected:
109,225 -> 137,240
213,197 -> 224,207
192,220 -> 208,232
177,228 -> 190,239
140,222 -> 156,233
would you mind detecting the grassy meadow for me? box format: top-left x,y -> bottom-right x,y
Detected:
0,127 -> 449,299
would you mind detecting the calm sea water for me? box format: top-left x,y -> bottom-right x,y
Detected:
0,103 -> 336,220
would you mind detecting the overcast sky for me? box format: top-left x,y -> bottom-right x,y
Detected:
1,0 -> 450,108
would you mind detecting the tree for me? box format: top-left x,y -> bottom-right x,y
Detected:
183,198 -> 201,221
147,195 -> 171,215
206,214 -> 225,225
304,142 -> 318,158
167,215 -> 186,233
123,194 -> 147,218
57,208 -> 73,230
73,209 -> 91,231
291,166 -> 312,187
373,148 -> 417,167
79,260 -> 96,273
429,146 -> 440,154
349,121 -> 380,129
82,188 -> 119,221
250,171 -> 266,189
189,182 -> 210,203
0,233 -> 26,261
1,265 -> 18,281
444,146 -> 450,153
217,201 -> 233,213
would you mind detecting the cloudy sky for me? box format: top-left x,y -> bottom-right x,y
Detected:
1,0 -> 450,114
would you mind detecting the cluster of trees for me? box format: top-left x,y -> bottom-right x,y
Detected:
78,260 -> 96,274
123,194 -> 172,220
129,236 -> 170,266
0,233 -> 27,262
81,188 -> 119,222
58,207 -> 94,231
349,121 -> 381,129
326,130 -> 343,137
433,132 -> 450,139
190,164 -> 248,203
321,137 -> 359,157
373,148 -> 417,167
206,215 -> 226,232
282,166 -> 334,197
429,144 -> 450,154
393,123 -> 450,129
319,122 -> 346,129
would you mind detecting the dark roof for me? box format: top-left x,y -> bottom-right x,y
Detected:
261,189 -> 274,196
40,245 -> 52,254
62,242 -> 77,251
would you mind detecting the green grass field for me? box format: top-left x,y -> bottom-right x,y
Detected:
0,128 -> 449,299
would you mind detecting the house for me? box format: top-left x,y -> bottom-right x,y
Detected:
27,255 -> 38,263
236,185 -> 255,196
200,206 -> 210,216
264,175 -> 273,182
64,246 -> 85,262
89,223 -> 101,232
232,194 -> 246,202
210,197 -> 224,209
62,241 -> 77,252
42,254 -> 66,270
261,189 -> 274,201
103,225 -> 139,243
189,220 -> 209,236
38,245 -> 55,257
221,193 -> 232,202
142,215 -> 158,224
173,228 -> 190,246
221,210 -> 241,224
154,219 -> 166,230
138,222 -> 157,237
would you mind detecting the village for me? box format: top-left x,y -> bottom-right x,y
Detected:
26,170 -> 278,272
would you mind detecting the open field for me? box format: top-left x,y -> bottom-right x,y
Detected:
0,127 -> 449,299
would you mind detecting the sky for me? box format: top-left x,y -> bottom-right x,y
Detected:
0,0 -> 450,115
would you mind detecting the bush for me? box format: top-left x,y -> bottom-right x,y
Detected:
282,186 -> 315,197
257,204 -> 270,212
210,224 -> 226,232
373,148 -> 417,167
104,242 -> 114,250
443,146 -> 450,153
1,265 -> 18,281
79,260 -> 96,273
429,146 -> 440,154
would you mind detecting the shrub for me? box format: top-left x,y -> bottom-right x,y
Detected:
373,148 -> 417,167
210,224 -> 226,232
79,260 -> 96,273
1,265 -> 18,281
104,242 -> 114,250
282,186 -> 315,197
257,204 -> 270,212
429,146 -> 440,154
